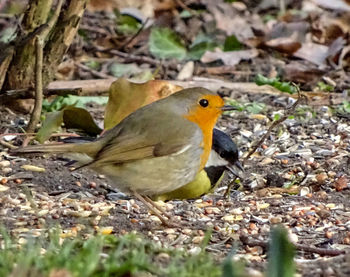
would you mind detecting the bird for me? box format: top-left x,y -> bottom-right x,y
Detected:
13,87 -> 236,225
153,128 -> 243,201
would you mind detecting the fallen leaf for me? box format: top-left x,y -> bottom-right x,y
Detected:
209,3 -> 254,40
63,107 -> 102,135
312,0 -> 350,11
36,107 -> 102,143
293,42 -> 329,66
104,78 -> 183,129
177,61 -> 194,80
283,61 -> 325,87
149,27 -> 187,60
265,36 -> 301,54
201,49 -> 259,66
36,111 -> 64,143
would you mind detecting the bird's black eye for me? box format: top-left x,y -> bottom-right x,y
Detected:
199,99 -> 209,107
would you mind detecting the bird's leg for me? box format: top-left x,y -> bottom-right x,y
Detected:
223,176 -> 238,199
144,196 -> 173,219
132,191 -> 171,226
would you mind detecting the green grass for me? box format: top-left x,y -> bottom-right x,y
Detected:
0,229 -> 222,277
0,226 -> 295,277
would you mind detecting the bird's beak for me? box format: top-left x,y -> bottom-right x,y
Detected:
221,105 -> 237,111
225,161 -> 245,179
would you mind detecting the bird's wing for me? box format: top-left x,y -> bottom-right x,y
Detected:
91,134 -> 192,167
90,111 -> 201,167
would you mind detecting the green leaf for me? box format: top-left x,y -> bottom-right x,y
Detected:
62,107 -> 102,136
224,35 -> 242,51
149,28 -> 187,60
267,226 -> 295,277
109,63 -> 141,78
84,60 -> 101,71
188,34 -> 217,60
36,111 -> 64,143
36,107 -> 102,143
255,74 -> 298,94
179,10 -> 193,18
245,102 -> 266,114
116,14 -> 141,35
225,99 -> 245,111
317,81 -> 334,92
274,113 -> 281,121
42,95 -> 108,112
188,41 -> 217,60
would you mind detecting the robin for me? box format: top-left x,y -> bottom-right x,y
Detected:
14,87 -> 235,225
60,128 -> 244,201
153,128 -> 244,201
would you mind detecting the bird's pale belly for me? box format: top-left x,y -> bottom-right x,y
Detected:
95,149 -> 202,196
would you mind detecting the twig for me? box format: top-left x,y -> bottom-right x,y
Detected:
75,62 -> 113,79
40,0 -> 64,39
22,0 -> 64,146
95,46 -> 177,70
243,87 -> 306,165
24,35 -> 44,146
109,48 -> 162,66
175,0 -> 193,12
118,18 -> 149,50
240,234 -> 346,257
0,140 -> 16,149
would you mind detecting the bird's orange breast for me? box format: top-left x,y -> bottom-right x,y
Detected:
184,96 -> 224,171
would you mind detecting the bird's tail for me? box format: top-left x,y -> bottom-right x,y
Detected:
13,141 -> 102,166
14,142 -> 89,154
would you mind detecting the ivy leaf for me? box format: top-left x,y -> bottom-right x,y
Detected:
255,74 -> 298,94
224,35 -> 242,51
188,34 -> 217,60
149,28 -> 187,60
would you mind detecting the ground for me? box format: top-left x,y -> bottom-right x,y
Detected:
1,87 -> 349,276
1,0 -> 350,275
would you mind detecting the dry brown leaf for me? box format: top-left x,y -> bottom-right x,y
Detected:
312,0 -> 350,11
104,78 -> 183,129
265,37 -> 301,54
201,49 -> 259,66
208,2 -> 255,40
283,61 -> 325,86
293,42 -> 329,66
